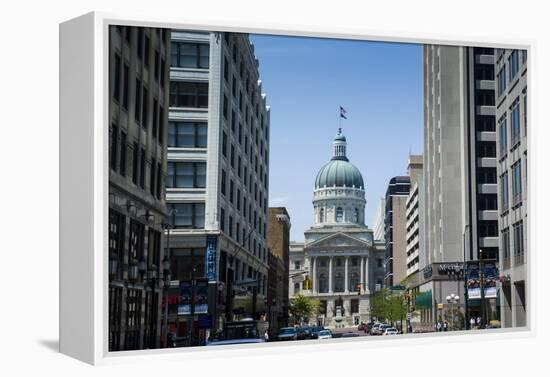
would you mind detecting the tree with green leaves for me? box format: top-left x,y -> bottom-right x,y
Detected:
289,294 -> 319,326
370,288 -> 408,327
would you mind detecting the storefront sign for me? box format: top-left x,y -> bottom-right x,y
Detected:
467,262 -> 498,299
205,235 -> 218,282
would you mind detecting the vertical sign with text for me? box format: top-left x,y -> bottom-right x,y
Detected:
205,235 -> 218,283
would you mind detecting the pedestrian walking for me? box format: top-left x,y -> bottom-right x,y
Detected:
470,316 -> 476,329
436,321 -> 442,332
443,321 -> 448,331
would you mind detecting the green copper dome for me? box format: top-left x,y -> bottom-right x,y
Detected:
315,159 -> 364,189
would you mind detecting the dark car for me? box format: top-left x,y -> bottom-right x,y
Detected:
310,326 -> 326,339
277,327 -> 298,341
297,326 -> 312,340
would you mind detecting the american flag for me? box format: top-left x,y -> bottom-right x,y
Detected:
340,106 -> 347,119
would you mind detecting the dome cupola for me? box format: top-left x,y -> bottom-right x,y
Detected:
314,129 -> 364,189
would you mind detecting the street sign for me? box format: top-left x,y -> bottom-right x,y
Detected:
205,235 -> 218,282
437,303 -> 444,310
406,312 -> 412,320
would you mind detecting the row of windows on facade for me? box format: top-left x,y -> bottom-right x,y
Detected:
109,210 -> 163,280
222,131 -> 269,191
318,207 -> 360,223
110,125 -> 164,200
223,33 -> 263,114
113,26 -> 169,89
500,158 -> 524,211
222,107 -> 269,168
109,286 -> 159,351
168,81 -> 270,164
219,206 -> 267,262
222,83 -> 269,145
498,94 -> 527,157
501,220 -> 525,267
497,50 -> 527,97
221,167 -> 268,217
112,33 -> 167,144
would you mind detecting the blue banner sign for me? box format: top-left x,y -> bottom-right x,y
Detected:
467,262 -> 498,299
205,235 -> 218,282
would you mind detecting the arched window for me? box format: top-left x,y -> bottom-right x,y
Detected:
336,207 -> 343,222
353,208 -> 359,223
319,208 -> 325,223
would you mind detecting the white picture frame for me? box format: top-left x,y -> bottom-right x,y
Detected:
59,11 -> 535,366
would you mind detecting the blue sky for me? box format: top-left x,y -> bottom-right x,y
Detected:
250,34 -> 423,240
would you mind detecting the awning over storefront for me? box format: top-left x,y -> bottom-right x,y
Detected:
415,290 -> 432,309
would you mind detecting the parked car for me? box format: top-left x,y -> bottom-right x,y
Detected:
297,326 -> 312,340
370,323 -> 382,335
317,330 -> 332,340
371,323 -> 391,335
383,327 -> 398,335
277,327 -> 298,341
310,326 -> 326,339
366,322 -> 375,331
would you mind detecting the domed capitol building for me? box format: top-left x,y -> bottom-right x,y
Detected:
289,129 -> 386,328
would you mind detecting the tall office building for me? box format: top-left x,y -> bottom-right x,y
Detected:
165,31 -> 271,339
384,176 -> 410,287
266,207 -> 291,331
405,155 -> 424,278
418,45 -> 499,328
372,198 -> 386,242
495,48 -> 528,328
108,26 -> 171,351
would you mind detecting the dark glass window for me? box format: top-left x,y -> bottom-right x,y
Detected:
166,162 -> 206,188
169,81 -> 209,108
168,203 -> 205,229
122,64 -> 129,110
134,78 -> 142,122
477,167 -> 497,184
171,42 -> 209,69
511,100 -> 521,146
168,122 -> 207,148
113,53 -> 121,102
120,132 -> 127,176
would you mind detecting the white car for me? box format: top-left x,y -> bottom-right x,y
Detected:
317,330 -> 332,339
383,327 -> 398,335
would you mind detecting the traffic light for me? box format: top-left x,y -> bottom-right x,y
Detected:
356,283 -> 362,295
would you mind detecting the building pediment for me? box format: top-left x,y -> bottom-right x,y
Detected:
305,232 -> 371,249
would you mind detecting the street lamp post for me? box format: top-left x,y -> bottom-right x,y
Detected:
162,255 -> 171,348
161,216 -> 174,348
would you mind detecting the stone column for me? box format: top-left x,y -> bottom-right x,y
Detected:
311,256 -> 316,293
328,256 -> 333,293
360,256 -> 364,290
364,256 -> 369,293
344,256 -> 349,293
